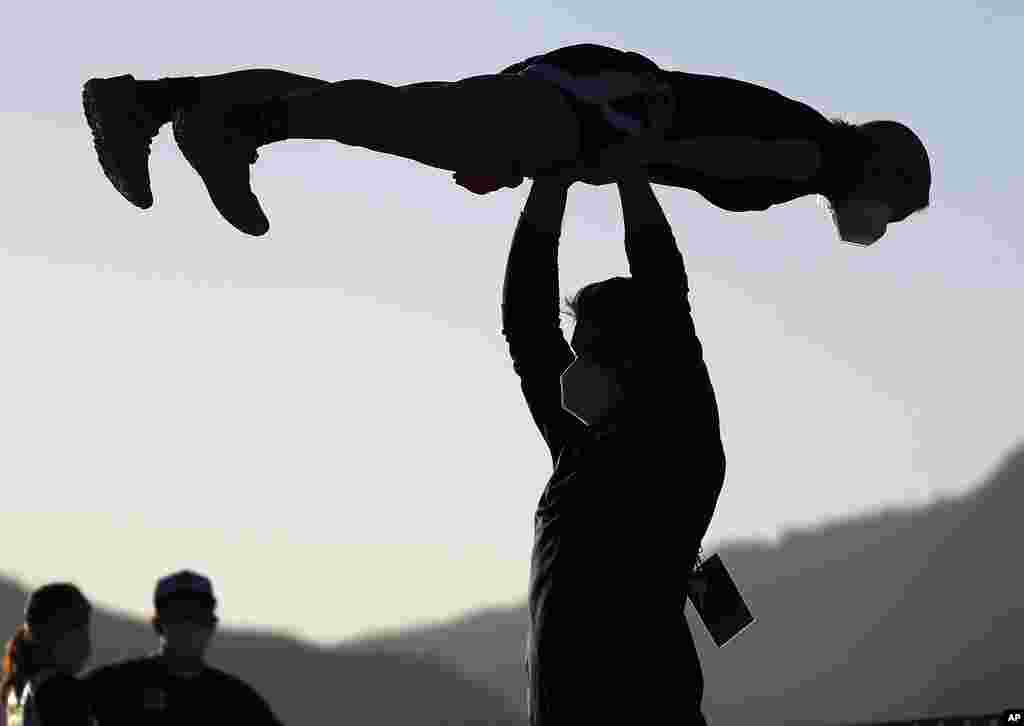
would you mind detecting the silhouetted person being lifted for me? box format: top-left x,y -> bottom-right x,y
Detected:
84,43 -> 929,243
502,157 -> 725,724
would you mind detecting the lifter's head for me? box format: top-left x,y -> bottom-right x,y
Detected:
826,119 -> 931,246
559,277 -> 668,426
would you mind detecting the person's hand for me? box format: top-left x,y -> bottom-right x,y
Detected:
541,152 -> 644,187
576,170 -> 618,186
575,137 -> 658,185
560,159 -> 617,187
531,160 -> 612,188
539,155 -> 642,187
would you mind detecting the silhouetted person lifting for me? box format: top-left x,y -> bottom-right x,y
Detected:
502,161 -> 725,724
84,43 -> 929,243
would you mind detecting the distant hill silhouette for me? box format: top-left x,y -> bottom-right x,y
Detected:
350,441 -> 1024,725
4,442 -> 1022,725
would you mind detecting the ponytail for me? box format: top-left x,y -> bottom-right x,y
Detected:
1,625 -> 40,708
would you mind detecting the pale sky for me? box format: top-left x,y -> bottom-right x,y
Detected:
1,1 -> 1021,645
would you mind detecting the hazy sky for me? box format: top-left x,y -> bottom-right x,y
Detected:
1,1 -> 1021,645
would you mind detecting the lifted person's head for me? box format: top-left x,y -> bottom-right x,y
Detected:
825,119 -> 931,246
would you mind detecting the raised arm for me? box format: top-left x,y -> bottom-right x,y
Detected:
614,169 -> 708,370
501,177 -> 584,464
616,169 -> 688,298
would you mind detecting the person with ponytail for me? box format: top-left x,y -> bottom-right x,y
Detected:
1,583 -> 94,726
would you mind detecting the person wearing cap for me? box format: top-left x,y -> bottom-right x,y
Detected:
82,570 -> 284,726
2,582 -> 94,726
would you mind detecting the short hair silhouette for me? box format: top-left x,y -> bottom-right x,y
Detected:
563,275 -> 666,394
826,118 -> 931,222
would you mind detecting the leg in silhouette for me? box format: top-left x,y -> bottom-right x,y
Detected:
85,69 -> 580,235
83,69 -> 330,211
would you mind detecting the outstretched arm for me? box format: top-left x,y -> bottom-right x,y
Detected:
616,169 -> 688,297
615,169 -> 706,366
501,177 -> 585,464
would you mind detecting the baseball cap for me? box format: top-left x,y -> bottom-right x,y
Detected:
154,570 -> 217,611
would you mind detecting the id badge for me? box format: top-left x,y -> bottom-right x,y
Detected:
687,553 -> 756,648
